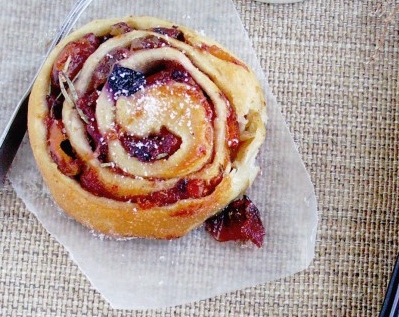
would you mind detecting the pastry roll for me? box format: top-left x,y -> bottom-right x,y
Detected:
28,16 -> 267,239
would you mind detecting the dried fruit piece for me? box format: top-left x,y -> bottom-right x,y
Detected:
130,36 -> 169,51
90,48 -> 130,90
107,65 -> 146,98
152,26 -> 185,41
76,92 -> 108,161
110,22 -> 133,36
205,196 -> 265,247
120,127 -> 182,163
51,33 -> 100,87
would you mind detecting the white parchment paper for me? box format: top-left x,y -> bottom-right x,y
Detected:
7,0 -> 318,309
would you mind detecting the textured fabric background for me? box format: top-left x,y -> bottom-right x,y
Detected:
1,0 -> 398,316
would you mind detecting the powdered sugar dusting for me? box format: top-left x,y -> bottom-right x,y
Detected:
114,82 -> 202,137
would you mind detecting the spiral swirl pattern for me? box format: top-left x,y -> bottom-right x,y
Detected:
28,17 -> 266,238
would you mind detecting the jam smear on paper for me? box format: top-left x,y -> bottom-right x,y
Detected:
205,195 -> 265,247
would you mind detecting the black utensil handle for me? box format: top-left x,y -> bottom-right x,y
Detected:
0,97 -> 28,183
379,253 -> 399,317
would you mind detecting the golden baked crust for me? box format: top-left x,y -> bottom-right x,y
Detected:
28,16 -> 266,239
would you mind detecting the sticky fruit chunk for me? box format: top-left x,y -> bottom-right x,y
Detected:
51,33 -> 100,87
107,65 -> 146,98
130,36 -> 169,51
120,127 -> 182,163
152,26 -> 185,41
110,22 -> 133,36
205,196 -> 265,247
90,48 -> 130,90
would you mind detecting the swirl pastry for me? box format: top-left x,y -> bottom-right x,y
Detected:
28,16 -> 267,241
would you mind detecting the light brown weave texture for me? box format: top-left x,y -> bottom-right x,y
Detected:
1,0 -> 398,316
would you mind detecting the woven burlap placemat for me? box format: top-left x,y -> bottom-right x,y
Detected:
1,0 -> 398,316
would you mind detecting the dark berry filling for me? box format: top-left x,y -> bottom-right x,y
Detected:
120,127 -> 182,163
107,65 -> 146,98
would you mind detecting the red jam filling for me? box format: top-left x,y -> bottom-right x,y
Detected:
51,33 -> 100,87
145,62 -> 193,86
120,127 -> 182,163
75,91 -> 108,162
130,36 -> 169,51
205,196 -> 265,247
152,26 -> 185,41
110,22 -> 133,36
136,177 -> 214,209
46,25 -> 244,211
47,119 -> 81,176
90,47 -> 131,90
198,43 -> 249,71
223,94 -> 241,158
79,166 -> 223,208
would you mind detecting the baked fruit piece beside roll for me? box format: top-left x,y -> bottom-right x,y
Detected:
28,16 -> 267,246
